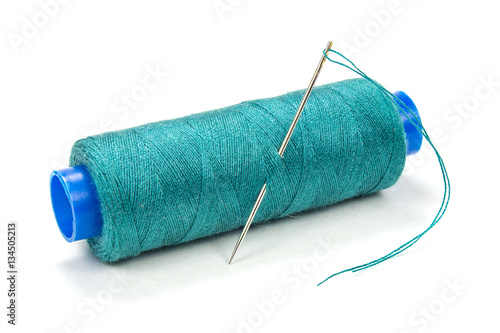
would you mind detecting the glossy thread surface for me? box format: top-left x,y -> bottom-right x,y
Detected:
70,78 -> 407,262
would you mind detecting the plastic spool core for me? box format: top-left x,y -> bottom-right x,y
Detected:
50,90 -> 422,243
394,91 -> 423,155
50,176 -> 75,240
50,166 -> 103,242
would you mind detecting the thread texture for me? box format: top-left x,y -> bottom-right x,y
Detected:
70,78 -> 406,262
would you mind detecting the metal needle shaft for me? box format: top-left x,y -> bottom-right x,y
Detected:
228,41 -> 333,264
278,41 -> 333,156
228,183 -> 267,264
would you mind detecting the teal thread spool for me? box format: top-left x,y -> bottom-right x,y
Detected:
50,78 -> 422,262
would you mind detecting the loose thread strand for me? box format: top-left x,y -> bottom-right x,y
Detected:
317,49 -> 450,286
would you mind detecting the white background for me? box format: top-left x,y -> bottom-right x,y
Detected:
1,0 -> 499,332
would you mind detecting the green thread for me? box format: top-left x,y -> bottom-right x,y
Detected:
316,49 -> 450,285
70,77 -> 408,263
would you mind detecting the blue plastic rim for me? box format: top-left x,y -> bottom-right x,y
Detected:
393,91 -> 423,156
50,165 -> 103,242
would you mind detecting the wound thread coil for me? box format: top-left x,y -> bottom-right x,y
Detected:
51,78 -> 414,262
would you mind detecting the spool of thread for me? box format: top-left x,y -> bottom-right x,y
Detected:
50,78 -> 422,262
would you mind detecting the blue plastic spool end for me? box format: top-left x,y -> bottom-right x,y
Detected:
49,91 -> 422,242
393,91 -> 423,156
50,166 -> 103,242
